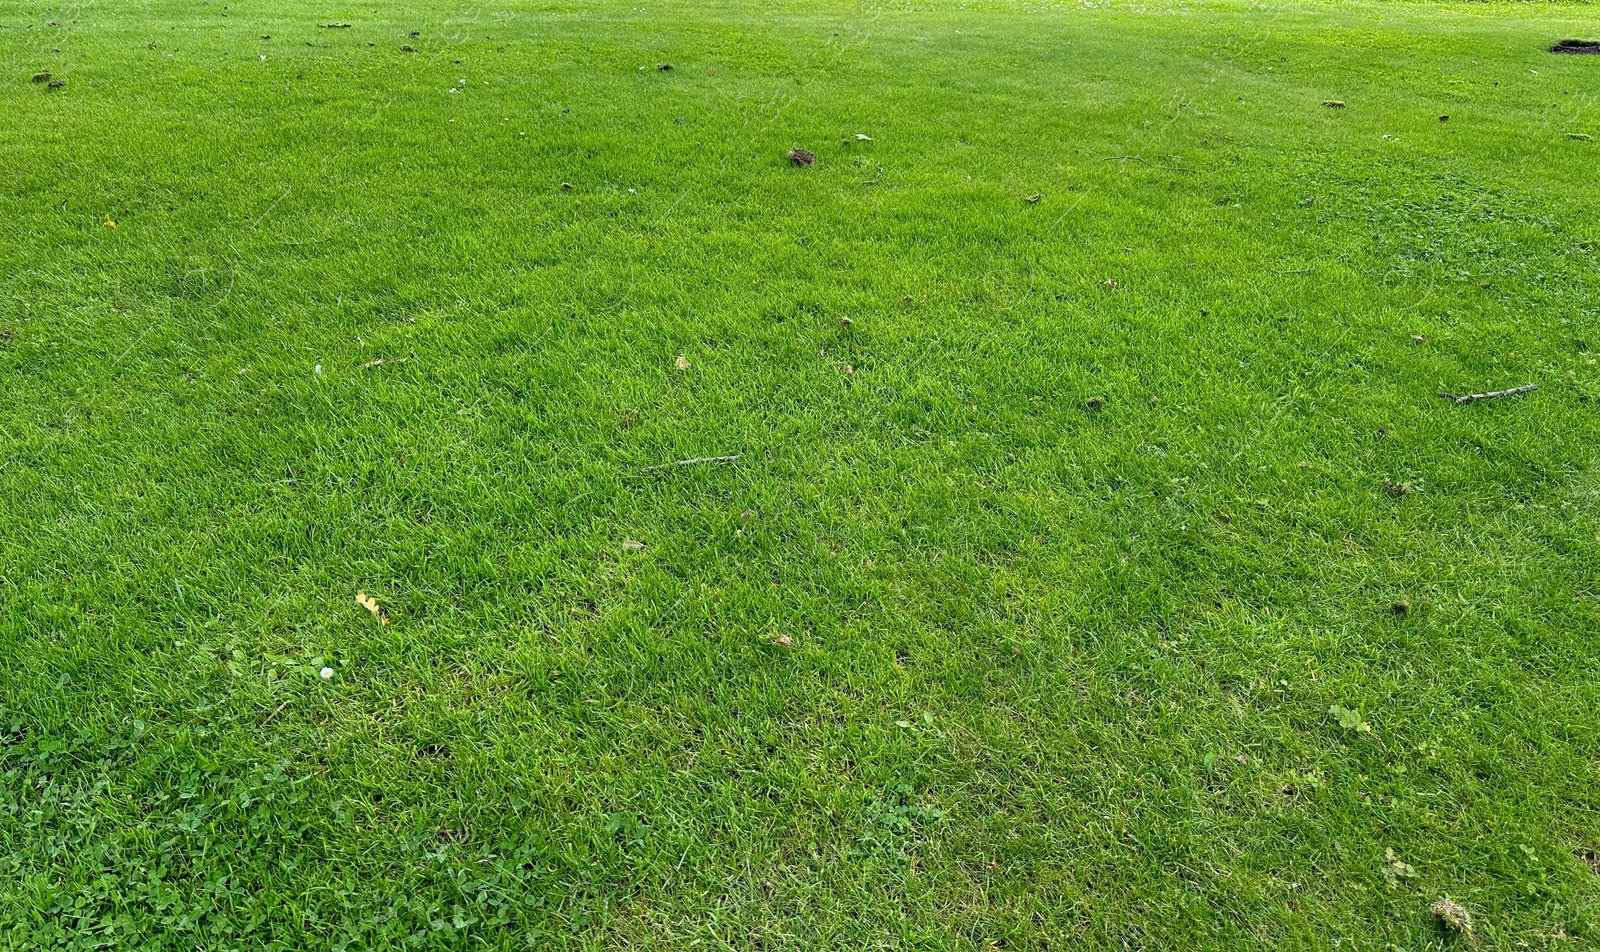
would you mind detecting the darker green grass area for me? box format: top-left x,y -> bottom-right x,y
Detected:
2,0 -> 1599,948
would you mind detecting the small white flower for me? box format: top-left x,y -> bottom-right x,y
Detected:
314,363 -> 322,374
319,667 -> 334,679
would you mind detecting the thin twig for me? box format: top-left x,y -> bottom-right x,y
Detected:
640,455 -> 739,473
1097,155 -> 1196,173
250,188 -> 291,229
261,699 -> 291,727
1438,384 -> 1537,405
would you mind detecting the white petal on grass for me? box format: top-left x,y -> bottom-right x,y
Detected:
320,667 -> 334,680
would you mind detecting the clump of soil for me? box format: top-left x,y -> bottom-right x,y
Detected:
1550,39 -> 1600,54
787,147 -> 814,167
32,71 -> 51,83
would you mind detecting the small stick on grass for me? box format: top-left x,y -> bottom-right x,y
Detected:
261,699 -> 291,727
641,455 -> 740,473
1438,384 -> 1537,405
1097,155 -> 1196,173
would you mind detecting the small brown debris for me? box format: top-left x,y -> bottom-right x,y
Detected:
1391,598 -> 1410,615
408,31 -> 420,38
400,44 -> 415,52
1411,334 -> 1427,342
1576,848 -> 1600,875
1438,115 -> 1449,122
1428,899 -> 1472,935
841,364 -> 855,376
560,182 -> 573,190
674,354 -> 690,371
656,63 -> 673,71
740,509 -> 756,520
1322,100 -> 1346,108
1085,396 -> 1105,409
261,34 -> 271,40
319,22 -> 353,28
31,71 -> 51,83
622,539 -> 646,552
840,316 -> 853,327
1571,133 -> 1593,141
1024,194 -> 1043,204
47,80 -> 65,90
1381,478 -> 1412,497
786,147 -> 815,167
765,634 -> 794,649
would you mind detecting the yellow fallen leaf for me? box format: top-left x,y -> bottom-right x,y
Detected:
355,591 -> 390,624
675,354 -> 690,371
103,216 -> 117,229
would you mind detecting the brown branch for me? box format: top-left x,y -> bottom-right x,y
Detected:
1438,384 -> 1537,405
261,699 -> 291,727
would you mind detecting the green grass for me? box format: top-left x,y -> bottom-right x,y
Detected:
3,0 -> 1600,947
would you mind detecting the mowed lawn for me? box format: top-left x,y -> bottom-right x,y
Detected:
3,0 -> 1600,947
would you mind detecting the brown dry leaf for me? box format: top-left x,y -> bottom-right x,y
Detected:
841,364 -> 855,376
623,539 -> 646,552
766,634 -> 794,649
675,354 -> 690,371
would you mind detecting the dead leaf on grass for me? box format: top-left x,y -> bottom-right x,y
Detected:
1428,899 -> 1472,935
675,354 -> 690,371
355,591 -> 391,625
